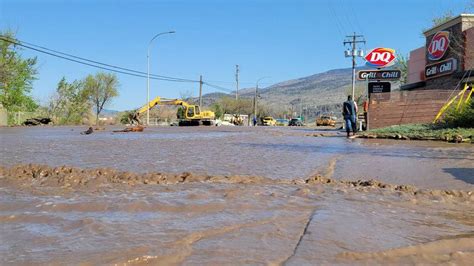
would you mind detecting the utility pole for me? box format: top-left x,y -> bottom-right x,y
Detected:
146,30 -> 175,126
235,64 -> 239,100
199,75 -> 203,107
254,83 -> 257,120
299,98 -> 303,119
343,32 -> 365,99
255,77 -> 269,123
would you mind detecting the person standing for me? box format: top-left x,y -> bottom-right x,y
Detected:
342,95 -> 357,138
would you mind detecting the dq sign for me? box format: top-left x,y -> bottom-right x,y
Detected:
428,31 -> 450,61
365,48 -> 396,68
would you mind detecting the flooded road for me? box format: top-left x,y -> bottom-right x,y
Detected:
1,126 -> 473,264
1,126 -> 473,189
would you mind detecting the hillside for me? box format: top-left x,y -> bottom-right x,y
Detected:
202,67 -> 364,118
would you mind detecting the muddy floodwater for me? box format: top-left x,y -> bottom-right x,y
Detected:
1,126 -> 473,265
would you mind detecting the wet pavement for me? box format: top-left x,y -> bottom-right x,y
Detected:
1,126 -> 473,265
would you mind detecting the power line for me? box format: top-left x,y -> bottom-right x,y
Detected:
202,81 -> 233,93
338,0 -> 357,34
0,35 -> 273,95
0,35 -> 199,83
346,0 -> 365,35
204,79 -> 272,86
327,0 -> 345,35
20,36 -> 197,82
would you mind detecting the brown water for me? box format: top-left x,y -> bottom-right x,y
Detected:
1,126 -> 473,265
1,126 -> 473,189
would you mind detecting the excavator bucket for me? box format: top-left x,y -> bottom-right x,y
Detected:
129,112 -> 142,125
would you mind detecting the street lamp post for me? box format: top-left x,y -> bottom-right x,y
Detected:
255,76 -> 270,124
147,31 -> 175,126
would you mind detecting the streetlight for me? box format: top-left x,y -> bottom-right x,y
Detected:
147,30 -> 175,126
255,76 -> 270,124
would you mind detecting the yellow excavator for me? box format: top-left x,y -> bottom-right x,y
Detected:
130,97 -> 215,126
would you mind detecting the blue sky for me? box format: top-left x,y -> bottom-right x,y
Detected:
0,0 -> 471,110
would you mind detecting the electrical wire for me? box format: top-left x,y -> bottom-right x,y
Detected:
204,79 -> 272,86
202,82 -> 233,93
0,35 -> 272,94
327,0 -> 345,35
346,0 -> 365,35
0,35 -> 199,83
338,0 -> 356,34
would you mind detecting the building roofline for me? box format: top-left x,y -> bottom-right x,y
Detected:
423,14 -> 474,36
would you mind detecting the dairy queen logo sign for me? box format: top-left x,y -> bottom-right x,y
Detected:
428,31 -> 450,61
365,48 -> 396,68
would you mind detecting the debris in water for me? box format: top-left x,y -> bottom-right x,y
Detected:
23,117 -> 52,126
113,126 -> 145,133
80,127 -> 93,135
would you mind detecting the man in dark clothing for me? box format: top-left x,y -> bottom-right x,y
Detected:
342,95 -> 357,138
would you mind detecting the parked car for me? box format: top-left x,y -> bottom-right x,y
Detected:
288,118 -> 303,126
275,118 -> 289,126
262,116 -> 277,126
316,115 -> 336,127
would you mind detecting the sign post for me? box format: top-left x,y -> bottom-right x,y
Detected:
363,47 -> 399,131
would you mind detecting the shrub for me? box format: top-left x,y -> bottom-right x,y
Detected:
444,98 -> 474,128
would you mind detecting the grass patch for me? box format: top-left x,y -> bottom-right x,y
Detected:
361,124 -> 474,142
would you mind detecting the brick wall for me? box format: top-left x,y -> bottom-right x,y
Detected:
407,47 -> 426,84
465,27 -> 474,70
368,90 -> 455,129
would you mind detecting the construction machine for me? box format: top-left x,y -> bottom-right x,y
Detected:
130,97 -> 215,126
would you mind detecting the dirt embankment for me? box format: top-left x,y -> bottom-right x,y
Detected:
357,133 -> 473,143
1,164 -> 472,202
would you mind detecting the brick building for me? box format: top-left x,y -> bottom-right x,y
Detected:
368,14 -> 473,129
402,14 -> 474,90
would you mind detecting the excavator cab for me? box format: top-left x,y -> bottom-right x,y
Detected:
186,106 -> 201,119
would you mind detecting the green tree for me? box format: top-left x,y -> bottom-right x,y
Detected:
217,96 -> 253,115
84,72 -> 119,125
0,31 -> 38,114
119,110 -> 135,124
422,11 -> 454,33
431,11 -> 453,28
176,106 -> 185,119
48,77 -> 90,124
396,53 -> 408,85
210,102 -> 223,119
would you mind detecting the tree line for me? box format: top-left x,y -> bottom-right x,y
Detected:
1,31 -> 119,125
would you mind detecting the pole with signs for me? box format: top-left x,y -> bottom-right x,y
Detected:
344,33 -> 366,98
